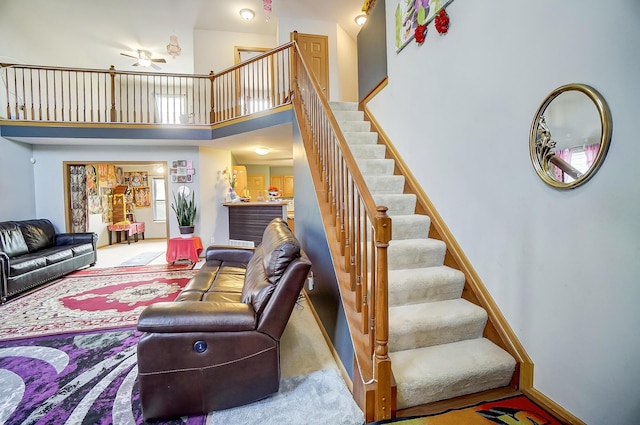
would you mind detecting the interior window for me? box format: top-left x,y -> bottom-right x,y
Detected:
152,177 -> 166,221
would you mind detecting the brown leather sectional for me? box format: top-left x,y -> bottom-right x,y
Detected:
136,218 -> 312,421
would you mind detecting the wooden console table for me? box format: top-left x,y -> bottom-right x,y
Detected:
107,222 -> 145,245
224,202 -> 288,246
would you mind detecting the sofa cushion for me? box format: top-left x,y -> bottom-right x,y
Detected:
40,247 -> 73,265
71,243 -> 94,256
260,219 -> 300,285
0,222 -> 29,258
16,219 -> 56,253
240,245 -> 273,315
9,255 -> 47,276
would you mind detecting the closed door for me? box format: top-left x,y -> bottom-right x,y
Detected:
247,174 -> 266,199
293,32 -> 329,97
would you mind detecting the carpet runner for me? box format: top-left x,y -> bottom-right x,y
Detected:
0,269 -> 197,341
367,395 -> 561,425
0,329 -> 365,425
116,251 -> 164,267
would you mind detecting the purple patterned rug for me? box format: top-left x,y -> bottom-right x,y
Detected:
0,328 -> 206,425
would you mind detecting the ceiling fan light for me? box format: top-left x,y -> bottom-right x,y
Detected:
355,14 -> 367,26
254,147 -> 270,155
240,8 -> 255,21
137,50 -> 152,67
166,35 -> 181,58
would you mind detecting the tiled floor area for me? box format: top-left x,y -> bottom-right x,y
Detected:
94,238 -> 172,268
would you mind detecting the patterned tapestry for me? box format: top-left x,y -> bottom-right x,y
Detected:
69,165 -> 88,232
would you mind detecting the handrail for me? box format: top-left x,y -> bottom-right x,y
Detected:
1,44 -> 294,125
290,37 -> 392,421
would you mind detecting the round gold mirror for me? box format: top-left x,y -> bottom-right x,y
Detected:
529,83 -> 612,189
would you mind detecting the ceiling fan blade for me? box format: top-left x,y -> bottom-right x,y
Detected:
151,63 -> 161,70
132,62 -> 140,67
152,58 -> 167,63
120,52 -> 137,59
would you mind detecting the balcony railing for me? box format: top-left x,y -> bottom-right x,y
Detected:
1,43 -> 293,125
1,40 -> 394,421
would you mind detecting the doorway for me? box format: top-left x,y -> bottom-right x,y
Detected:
63,161 -> 169,252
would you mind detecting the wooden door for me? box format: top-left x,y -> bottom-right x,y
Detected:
247,174 -> 266,199
232,165 -> 247,196
282,175 -> 295,197
293,32 -> 329,97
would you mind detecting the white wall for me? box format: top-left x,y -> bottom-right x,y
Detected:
277,17 -> 358,102
197,147 -> 235,246
0,138 -> 36,221
194,29 -> 277,74
30,144 -> 201,240
0,0 -> 195,74
368,1 -> 640,424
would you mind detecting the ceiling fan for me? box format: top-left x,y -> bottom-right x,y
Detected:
120,50 -> 166,70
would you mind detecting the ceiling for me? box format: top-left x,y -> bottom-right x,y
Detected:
1,0 -> 366,167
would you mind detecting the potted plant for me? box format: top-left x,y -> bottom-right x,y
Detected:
171,188 -> 197,238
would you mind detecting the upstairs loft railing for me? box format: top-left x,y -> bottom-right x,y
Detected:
1,40 -> 395,421
0,43 -> 293,125
291,38 -> 393,421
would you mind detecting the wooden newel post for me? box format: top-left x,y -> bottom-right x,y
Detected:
374,206 -> 393,420
109,65 -> 116,122
209,71 -> 215,124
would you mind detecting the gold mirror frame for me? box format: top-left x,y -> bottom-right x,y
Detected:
529,83 -> 612,189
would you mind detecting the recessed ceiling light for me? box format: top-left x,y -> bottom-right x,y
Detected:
355,14 -> 367,26
240,8 -> 255,21
254,147 -> 270,155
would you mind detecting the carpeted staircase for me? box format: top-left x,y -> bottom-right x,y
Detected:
329,101 -> 517,410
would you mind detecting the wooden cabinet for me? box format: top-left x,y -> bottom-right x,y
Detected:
270,175 -> 294,197
232,166 -> 247,195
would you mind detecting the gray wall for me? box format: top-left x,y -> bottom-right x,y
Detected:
367,0 -> 640,423
0,138 -> 36,221
292,116 -> 355,378
357,0 -> 387,101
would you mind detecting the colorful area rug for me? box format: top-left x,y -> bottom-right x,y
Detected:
0,269 -> 197,341
0,329 -> 364,425
369,395 -> 561,425
70,263 -> 193,277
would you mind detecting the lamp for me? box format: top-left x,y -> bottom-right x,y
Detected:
254,147 -> 270,155
166,35 -> 181,58
355,14 -> 367,26
138,50 -> 152,67
240,8 -> 255,21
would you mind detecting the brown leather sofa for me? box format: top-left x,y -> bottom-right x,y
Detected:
136,218 -> 312,421
0,219 -> 97,303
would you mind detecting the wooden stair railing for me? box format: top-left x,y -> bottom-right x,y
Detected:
290,39 -> 394,421
1,43 -> 294,126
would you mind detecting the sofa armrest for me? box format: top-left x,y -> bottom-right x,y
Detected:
56,232 -> 97,247
205,245 -> 255,263
0,252 -> 8,302
137,301 -> 257,333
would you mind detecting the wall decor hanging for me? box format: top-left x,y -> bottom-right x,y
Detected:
395,0 -> 455,52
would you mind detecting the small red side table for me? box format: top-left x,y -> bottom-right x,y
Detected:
166,236 -> 203,264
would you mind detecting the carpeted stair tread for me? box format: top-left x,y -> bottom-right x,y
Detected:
389,338 -> 517,409
388,238 -> 446,269
329,101 -> 358,111
389,214 -> 430,239
388,266 -> 465,306
349,144 -> 387,160
373,193 -> 417,216
388,299 -> 488,352
338,120 -> 371,132
344,131 -> 378,145
333,110 -> 364,122
365,175 -> 406,195
356,158 -> 396,176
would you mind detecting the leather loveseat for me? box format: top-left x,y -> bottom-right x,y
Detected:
0,219 -> 97,303
136,218 -> 312,421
